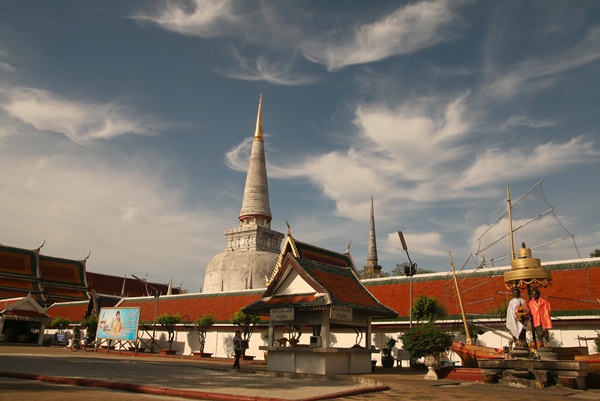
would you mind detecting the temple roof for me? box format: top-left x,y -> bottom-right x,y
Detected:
43,259 -> 600,328
0,244 -> 87,304
245,232 -> 397,318
0,294 -> 50,322
0,243 -> 178,305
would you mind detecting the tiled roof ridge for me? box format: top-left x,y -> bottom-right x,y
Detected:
270,292 -> 317,298
363,259 -> 600,287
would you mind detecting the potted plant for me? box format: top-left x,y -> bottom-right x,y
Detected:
399,296 -> 453,380
381,338 -> 397,368
80,315 -> 98,346
51,316 -> 70,345
261,332 -> 269,361
157,313 -> 181,354
194,313 -> 215,357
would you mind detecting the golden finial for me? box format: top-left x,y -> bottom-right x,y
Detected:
254,94 -> 263,142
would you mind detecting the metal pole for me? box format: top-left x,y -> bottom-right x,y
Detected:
398,231 -> 414,328
449,251 -> 471,344
507,185 -> 516,260
132,274 -> 161,353
152,291 -> 159,352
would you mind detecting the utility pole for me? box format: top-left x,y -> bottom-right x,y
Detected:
398,231 -> 416,328
132,274 -> 161,353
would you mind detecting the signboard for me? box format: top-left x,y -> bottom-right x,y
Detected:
330,306 -> 352,322
270,307 -> 294,321
96,307 -> 140,342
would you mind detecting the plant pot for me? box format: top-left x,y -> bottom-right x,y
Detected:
423,355 -> 440,380
193,352 -> 212,358
381,356 -> 395,368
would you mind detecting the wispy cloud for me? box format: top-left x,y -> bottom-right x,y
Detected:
485,26 -> 600,99
457,136 -> 598,189
499,115 -> 557,131
0,48 -> 15,73
217,52 -> 318,86
132,0 -> 241,38
300,0 -> 463,71
225,136 -> 252,171
1,87 -> 155,145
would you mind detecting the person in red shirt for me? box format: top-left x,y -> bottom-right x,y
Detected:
529,287 -> 552,348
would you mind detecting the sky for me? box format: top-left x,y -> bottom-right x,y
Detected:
1,0 -> 599,293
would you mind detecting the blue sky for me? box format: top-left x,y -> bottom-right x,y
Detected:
1,0 -> 598,292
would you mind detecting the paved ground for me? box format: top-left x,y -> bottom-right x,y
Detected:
2,345 -> 600,401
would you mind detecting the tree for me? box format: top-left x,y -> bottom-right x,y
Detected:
590,249 -> 600,258
194,313 -> 215,354
157,313 -> 181,350
412,295 -> 445,323
52,316 -> 70,332
399,295 -> 452,361
356,268 -> 389,279
391,264 -> 436,277
80,315 -> 98,342
400,322 -> 453,360
232,311 -> 261,354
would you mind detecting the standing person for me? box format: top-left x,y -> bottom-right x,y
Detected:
529,287 -> 552,348
111,311 -> 122,335
232,330 -> 243,370
506,288 -> 528,346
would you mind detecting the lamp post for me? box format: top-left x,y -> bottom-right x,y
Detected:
132,274 -> 161,352
398,231 -> 416,328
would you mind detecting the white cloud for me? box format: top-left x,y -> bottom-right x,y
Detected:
225,136 -> 252,172
218,53 -> 319,86
132,0 -> 240,38
471,212 -> 583,267
0,142 -> 223,291
2,87 -> 154,145
485,27 -> 600,99
301,0 -> 462,71
384,230 -> 447,258
457,136 -> 598,189
500,115 -> 557,131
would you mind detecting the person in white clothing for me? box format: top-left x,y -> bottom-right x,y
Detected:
506,287 -> 529,347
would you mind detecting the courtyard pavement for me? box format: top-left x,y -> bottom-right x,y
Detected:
2,345 -> 600,401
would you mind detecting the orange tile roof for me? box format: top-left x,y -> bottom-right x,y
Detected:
46,301 -> 89,322
365,260 -> 600,320
116,291 -> 264,324
43,259 -> 600,329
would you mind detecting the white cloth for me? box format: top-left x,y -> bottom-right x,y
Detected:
506,297 -> 526,339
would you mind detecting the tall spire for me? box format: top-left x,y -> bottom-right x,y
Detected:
239,95 -> 272,227
364,196 -> 382,275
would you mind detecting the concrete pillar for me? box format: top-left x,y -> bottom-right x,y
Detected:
37,322 -> 46,345
321,310 -> 330,349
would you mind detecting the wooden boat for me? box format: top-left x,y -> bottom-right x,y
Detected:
575,354 -> 600,373
451,341 -> 504,367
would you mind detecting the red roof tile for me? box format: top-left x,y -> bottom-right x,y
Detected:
116,291 -> 264,324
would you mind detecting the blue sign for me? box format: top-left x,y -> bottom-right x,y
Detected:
96,307 -> 140,341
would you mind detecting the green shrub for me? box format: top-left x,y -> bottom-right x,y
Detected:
399,322 -> 453,359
